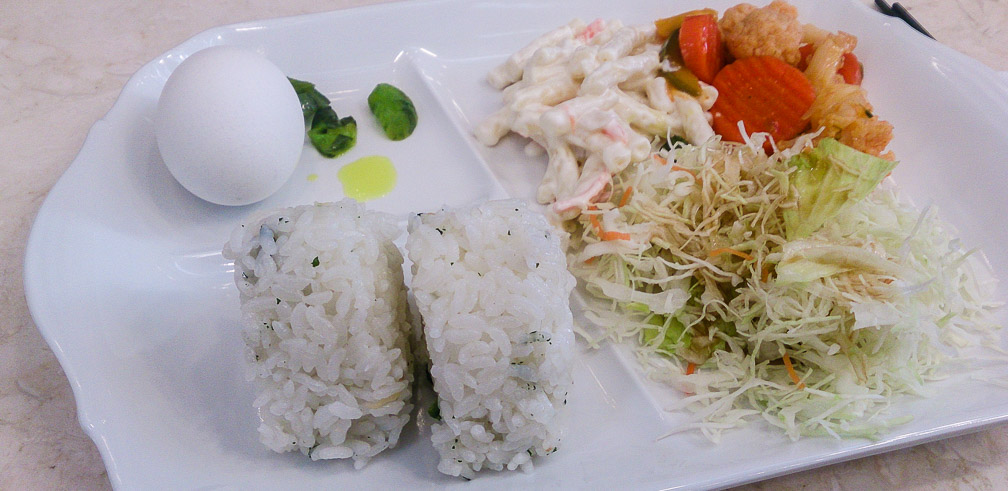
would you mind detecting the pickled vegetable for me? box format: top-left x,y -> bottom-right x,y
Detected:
367,83 -> 418,141
308,107 -> 357,158
654,8 -> 718,39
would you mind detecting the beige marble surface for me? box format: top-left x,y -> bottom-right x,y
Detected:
2,0 -> 1006,489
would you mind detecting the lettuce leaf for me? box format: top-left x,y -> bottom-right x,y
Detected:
639,313 -> 691,356
783,138 -> 897,239
775,239 -> 903,284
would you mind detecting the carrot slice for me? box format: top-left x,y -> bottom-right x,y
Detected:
710,56 -> 816,146
654,8 -> 718,40
678,14 -> 723,84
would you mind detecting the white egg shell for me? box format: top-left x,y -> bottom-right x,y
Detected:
155,46 -> 304,206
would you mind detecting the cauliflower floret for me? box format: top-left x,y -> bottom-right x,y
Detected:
720,0 -> 803,65
836,117 -> 895,158
809,82 -> 893,155
805,33 -> 894,157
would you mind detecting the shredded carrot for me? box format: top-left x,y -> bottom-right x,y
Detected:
708,247 -> 755,261
600,230 -> 631,241
760,265 -> 771,283
781,353 -> 806,389
618,186 -> 634,207
668,165 -> 698,179
586,204 -> 630,241
651,155 -> 699,178
685,362 -> 696,375
588,213 -> 603,236
584,256 -> 598,265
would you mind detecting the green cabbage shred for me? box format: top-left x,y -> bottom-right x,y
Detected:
568,134 -> 1000,442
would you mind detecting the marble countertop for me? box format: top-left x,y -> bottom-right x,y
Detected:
2,0 -> 1006,488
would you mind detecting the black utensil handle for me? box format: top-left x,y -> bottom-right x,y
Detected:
892,3 -> 936,40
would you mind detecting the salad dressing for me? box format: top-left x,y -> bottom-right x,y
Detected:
337,155 -> 397,201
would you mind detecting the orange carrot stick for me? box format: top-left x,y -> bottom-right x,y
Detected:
782,353 -> 806,389
600,231 -> 631,241
587,204 -> 630,241
588,214 -> 603,236
670,165 -> 698,178
618,186 -> 634,207
708,247 -> 755,261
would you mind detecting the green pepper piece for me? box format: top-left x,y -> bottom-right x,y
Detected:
367,83 -> 418,141
654,8 -> 718,39
660,27 -> 686,65
288,77 -> 331,126
307,107 -> 356,158
659,27 -> 703,97
660,68 -> 703,97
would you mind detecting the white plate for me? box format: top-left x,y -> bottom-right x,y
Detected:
24,0 -> 1008,488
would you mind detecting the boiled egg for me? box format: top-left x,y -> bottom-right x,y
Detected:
155,46 -> 304,206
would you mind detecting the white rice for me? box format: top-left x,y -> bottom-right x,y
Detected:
223,200 -> 413,469
406,199 -> 576,478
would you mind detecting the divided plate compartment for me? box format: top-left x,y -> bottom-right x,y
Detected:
22,0 -> 1008,489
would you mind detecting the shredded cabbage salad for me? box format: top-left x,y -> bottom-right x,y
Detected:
566,133 -> 1001,441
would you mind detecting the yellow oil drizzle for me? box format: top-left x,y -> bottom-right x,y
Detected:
337,155 -> 396,201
